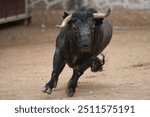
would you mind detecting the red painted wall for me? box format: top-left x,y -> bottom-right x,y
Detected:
0,0 -> 25,18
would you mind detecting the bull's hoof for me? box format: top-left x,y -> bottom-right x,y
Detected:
46,88 -> 52,94
42,86 -> 47,93
66,88 -> 75,97
91,57 -> 103,72
42,86 -> 52,95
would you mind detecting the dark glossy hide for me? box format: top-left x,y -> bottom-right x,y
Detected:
42,7 -> 113,97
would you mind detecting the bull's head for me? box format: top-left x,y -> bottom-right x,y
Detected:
56,8 -> 111,53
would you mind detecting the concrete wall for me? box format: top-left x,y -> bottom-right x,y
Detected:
28,0 -> 150,10
93,0 -> 150,10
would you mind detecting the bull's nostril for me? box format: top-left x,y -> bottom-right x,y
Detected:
80,44 -> 91,52
82,44 -> 89,48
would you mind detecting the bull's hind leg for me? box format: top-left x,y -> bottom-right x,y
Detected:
42,48 -> 65,94
66,57 -> 93,97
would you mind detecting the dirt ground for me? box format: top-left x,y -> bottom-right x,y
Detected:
0,11 -> 150,99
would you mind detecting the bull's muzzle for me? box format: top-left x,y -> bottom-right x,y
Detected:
80,41 -> 92,53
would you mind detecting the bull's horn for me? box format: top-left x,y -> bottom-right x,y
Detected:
56,15 -> 72,28
93,8 -> 111,19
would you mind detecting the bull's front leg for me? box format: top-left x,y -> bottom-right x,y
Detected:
42,48 -> 65,94
66,57 -> 94,97
91,54 -> 105,72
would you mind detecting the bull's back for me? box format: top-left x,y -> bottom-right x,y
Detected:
97,19 -> 113,54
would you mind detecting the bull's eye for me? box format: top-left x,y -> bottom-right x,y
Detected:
92,26 -> 95,34
73,25 -> 78,33
92,24 -> 95,28
92,24 -> 96,34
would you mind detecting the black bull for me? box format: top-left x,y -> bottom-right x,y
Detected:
42,7 -> 113,97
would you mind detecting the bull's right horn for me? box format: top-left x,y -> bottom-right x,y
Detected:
93,8 -> 111,19
56,15 -> 72,28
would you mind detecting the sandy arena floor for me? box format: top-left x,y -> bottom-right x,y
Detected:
0,22 -> 150,99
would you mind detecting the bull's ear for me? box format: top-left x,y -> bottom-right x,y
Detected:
63,12 -> 70,19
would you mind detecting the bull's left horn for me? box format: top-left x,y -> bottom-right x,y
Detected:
56,15 -> 72,28
93,8 -> 111,19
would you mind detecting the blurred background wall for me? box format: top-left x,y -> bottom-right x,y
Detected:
29,0 -> 150,10
27,0 -> 150,28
